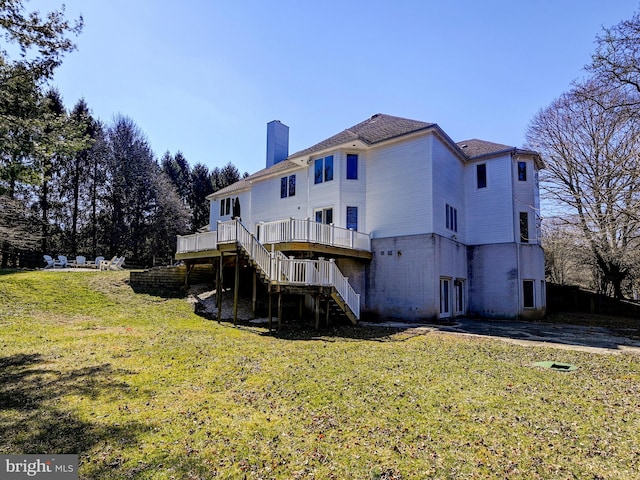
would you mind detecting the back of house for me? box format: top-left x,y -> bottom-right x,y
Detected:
180,113 -> 545,322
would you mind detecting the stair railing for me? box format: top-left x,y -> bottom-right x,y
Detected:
220,219 -> 360,319
329,260 -> 361,319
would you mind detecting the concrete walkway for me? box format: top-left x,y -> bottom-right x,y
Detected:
361,318 -> 640,355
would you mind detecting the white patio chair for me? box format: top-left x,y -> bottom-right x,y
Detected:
100,256 -> 118,270
43,255 -> 55,269
86,256 -> 104,269
73,256 -> 87,268
54,255 -> 68,268
111,256 -> 126,270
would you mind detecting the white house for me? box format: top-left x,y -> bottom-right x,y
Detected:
176,114 -> 546,324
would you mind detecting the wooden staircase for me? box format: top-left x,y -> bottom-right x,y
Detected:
330,291 -> 358,325
227,220 -> 360,325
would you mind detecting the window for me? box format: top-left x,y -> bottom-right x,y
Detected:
519,212 -> 529,243
347,154 -> 358,179
477,164 -> 487,188
523,280 -> 535,308
314,159 -> 323,184
518,161 -> 527,181
219,197 -> 232,216
280,175 -> 296,198
314,155 -> 334,184
325,156 -> 333,182
315,207 -> 333,224
289,175 -> 296,196
346,206 -> 358,230
446,204 -> 458,232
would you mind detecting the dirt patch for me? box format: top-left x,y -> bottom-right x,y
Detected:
187,285 -> 266,323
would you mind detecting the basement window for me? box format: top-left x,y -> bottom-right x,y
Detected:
523,280 -> 534,308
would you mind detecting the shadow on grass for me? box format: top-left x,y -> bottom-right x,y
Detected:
0,353 -> 235,479
203,317 -> 424,342
0,352 -> 150,477
0,269 -> 34,276
128,283 -> 189,299
214,314 -> 640,351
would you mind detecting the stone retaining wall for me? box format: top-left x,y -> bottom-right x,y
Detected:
129,264 -> 215,292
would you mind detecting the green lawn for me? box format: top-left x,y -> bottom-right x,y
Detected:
1,270 -> 638,479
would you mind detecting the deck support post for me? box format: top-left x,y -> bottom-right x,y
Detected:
217,254 -> 223,323
233,253 -> 240,325
252,272 -> 257,318
185,263 -> 194,286
277,293 -> 283,331
325,298 -> 330,327
268,290 -> 273,331
314,294 -> 320,330
298,296 -> 304,322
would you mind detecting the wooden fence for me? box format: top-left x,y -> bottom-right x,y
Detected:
547,283 -> 640,319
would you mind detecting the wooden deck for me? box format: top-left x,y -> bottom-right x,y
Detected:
176,220 -> 364,328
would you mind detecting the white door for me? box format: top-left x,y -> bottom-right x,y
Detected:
440,278 -> 452,319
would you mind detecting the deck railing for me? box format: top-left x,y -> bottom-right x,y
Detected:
277,257 -> 360,318
257,218 -> 371,251
176,220 -> 361,319
176,231 -> 217,253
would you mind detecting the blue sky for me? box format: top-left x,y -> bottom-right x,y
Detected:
29,0 -> 640,175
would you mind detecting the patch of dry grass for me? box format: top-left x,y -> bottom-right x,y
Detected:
1,270 -> 639,479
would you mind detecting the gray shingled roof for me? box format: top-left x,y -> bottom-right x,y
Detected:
456,139 -> 514,158
289,114 -> 435,159
456,139 -> 543,168
209,160 -> 300,197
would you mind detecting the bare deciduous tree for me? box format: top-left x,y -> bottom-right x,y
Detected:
588,10 -> 640,99
542,217 -> 597,289
527,80 -> 640,298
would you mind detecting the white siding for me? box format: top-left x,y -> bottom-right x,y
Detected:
338,151 -> 366,232
464,155 -> 515,245
365,134 -> 433,238
513,157 -> 541,245
250,167 -> 308,231
209,190 -> 252,230
431,138 -> 466,243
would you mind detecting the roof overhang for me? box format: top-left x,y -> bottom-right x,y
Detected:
287,139 -> 370,164
464,147 -> 545,170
